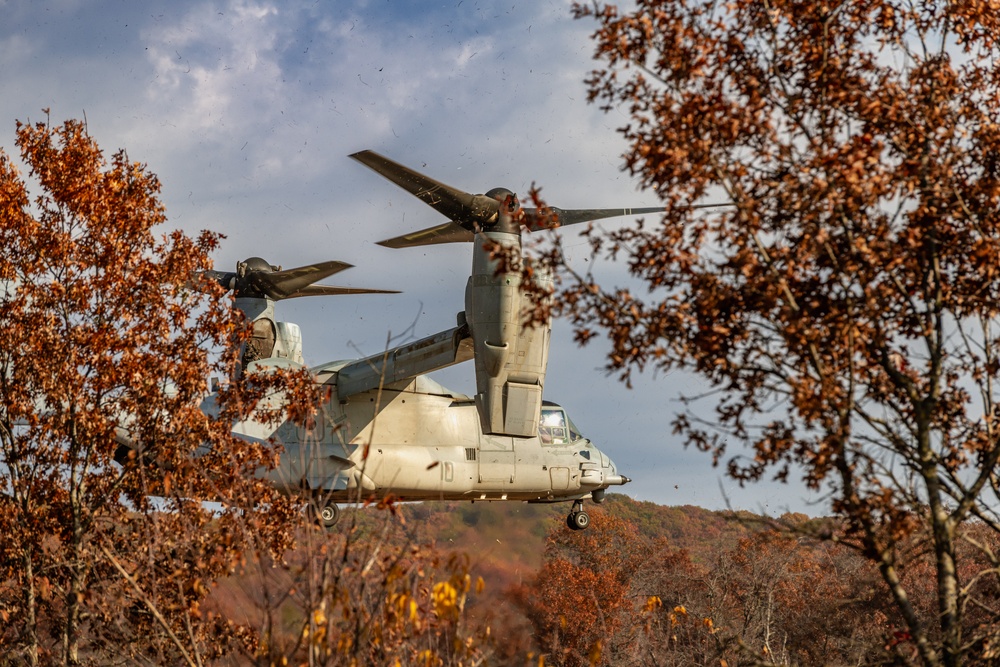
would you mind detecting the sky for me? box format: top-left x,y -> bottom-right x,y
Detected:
0,0 -> 825,515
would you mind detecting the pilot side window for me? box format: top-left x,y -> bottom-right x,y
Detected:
540,408 -> 570,445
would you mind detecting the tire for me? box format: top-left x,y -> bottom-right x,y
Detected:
317,501 -> 340,529
571,510 -> 590,530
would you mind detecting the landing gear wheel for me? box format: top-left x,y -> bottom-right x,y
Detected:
566,499 -> 590,531
315,501 -> 340,529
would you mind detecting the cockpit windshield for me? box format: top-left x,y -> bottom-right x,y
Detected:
539,406 -> 583,445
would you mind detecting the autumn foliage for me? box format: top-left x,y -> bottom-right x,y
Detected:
0,117 -> 508,667
210,508 -> 495,666
0,116 -> 317,665
197,495 -> 960,666
12,5 -> 1000,658
520,3 -> 1000,665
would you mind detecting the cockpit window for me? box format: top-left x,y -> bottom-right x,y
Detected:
566,413 -> 583,442
540,407 -> 583,445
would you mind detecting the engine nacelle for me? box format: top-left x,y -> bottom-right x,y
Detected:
234,296 -> 305,370
465,230 -> 552,437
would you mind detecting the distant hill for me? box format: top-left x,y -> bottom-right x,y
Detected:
207,495 -> 787,664
394,493 -> 764,566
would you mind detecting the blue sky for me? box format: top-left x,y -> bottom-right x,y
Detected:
1,0 -> 823,514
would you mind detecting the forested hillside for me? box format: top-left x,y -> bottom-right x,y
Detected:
205,494 -> 970,665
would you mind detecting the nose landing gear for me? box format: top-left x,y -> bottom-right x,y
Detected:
566,499 -> 590,531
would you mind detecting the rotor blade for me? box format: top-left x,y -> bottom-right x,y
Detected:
522,206 -> 663,231
287,285 -> 400,298
378,207 -> 666,247
249,260 -> 354,300
376,221 -> 475,249
350,150 -> 499,229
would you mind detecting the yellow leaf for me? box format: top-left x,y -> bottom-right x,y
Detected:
588,639 -> 603,666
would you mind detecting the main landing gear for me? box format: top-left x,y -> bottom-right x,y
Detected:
566,499 -> 590,531
311,498 -> 340,529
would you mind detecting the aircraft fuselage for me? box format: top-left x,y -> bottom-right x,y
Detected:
226,362 -> 628,506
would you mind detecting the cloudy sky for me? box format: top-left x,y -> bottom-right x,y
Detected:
1,0 -> 824,514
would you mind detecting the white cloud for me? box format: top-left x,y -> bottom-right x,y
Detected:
0,0 -> 823,513
142,1 -> 285,134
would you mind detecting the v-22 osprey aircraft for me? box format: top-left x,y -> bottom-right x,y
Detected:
203,151 -> 657,530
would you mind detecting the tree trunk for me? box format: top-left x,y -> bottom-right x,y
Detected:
23,550 -> 38,667
931,507 -> 960,667
64,431 -> 85,666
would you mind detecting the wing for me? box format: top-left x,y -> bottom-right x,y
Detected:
336,324 -> 474,398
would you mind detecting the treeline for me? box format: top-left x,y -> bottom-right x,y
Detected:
192,495 -> 1000,666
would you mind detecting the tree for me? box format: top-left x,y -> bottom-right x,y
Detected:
515,512 -> 645,666
0,116 -> 316,665
707,527 -> 891,665
539,3 -> 1000,665
514,501 -> 894,666
206,502 -> 499,666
